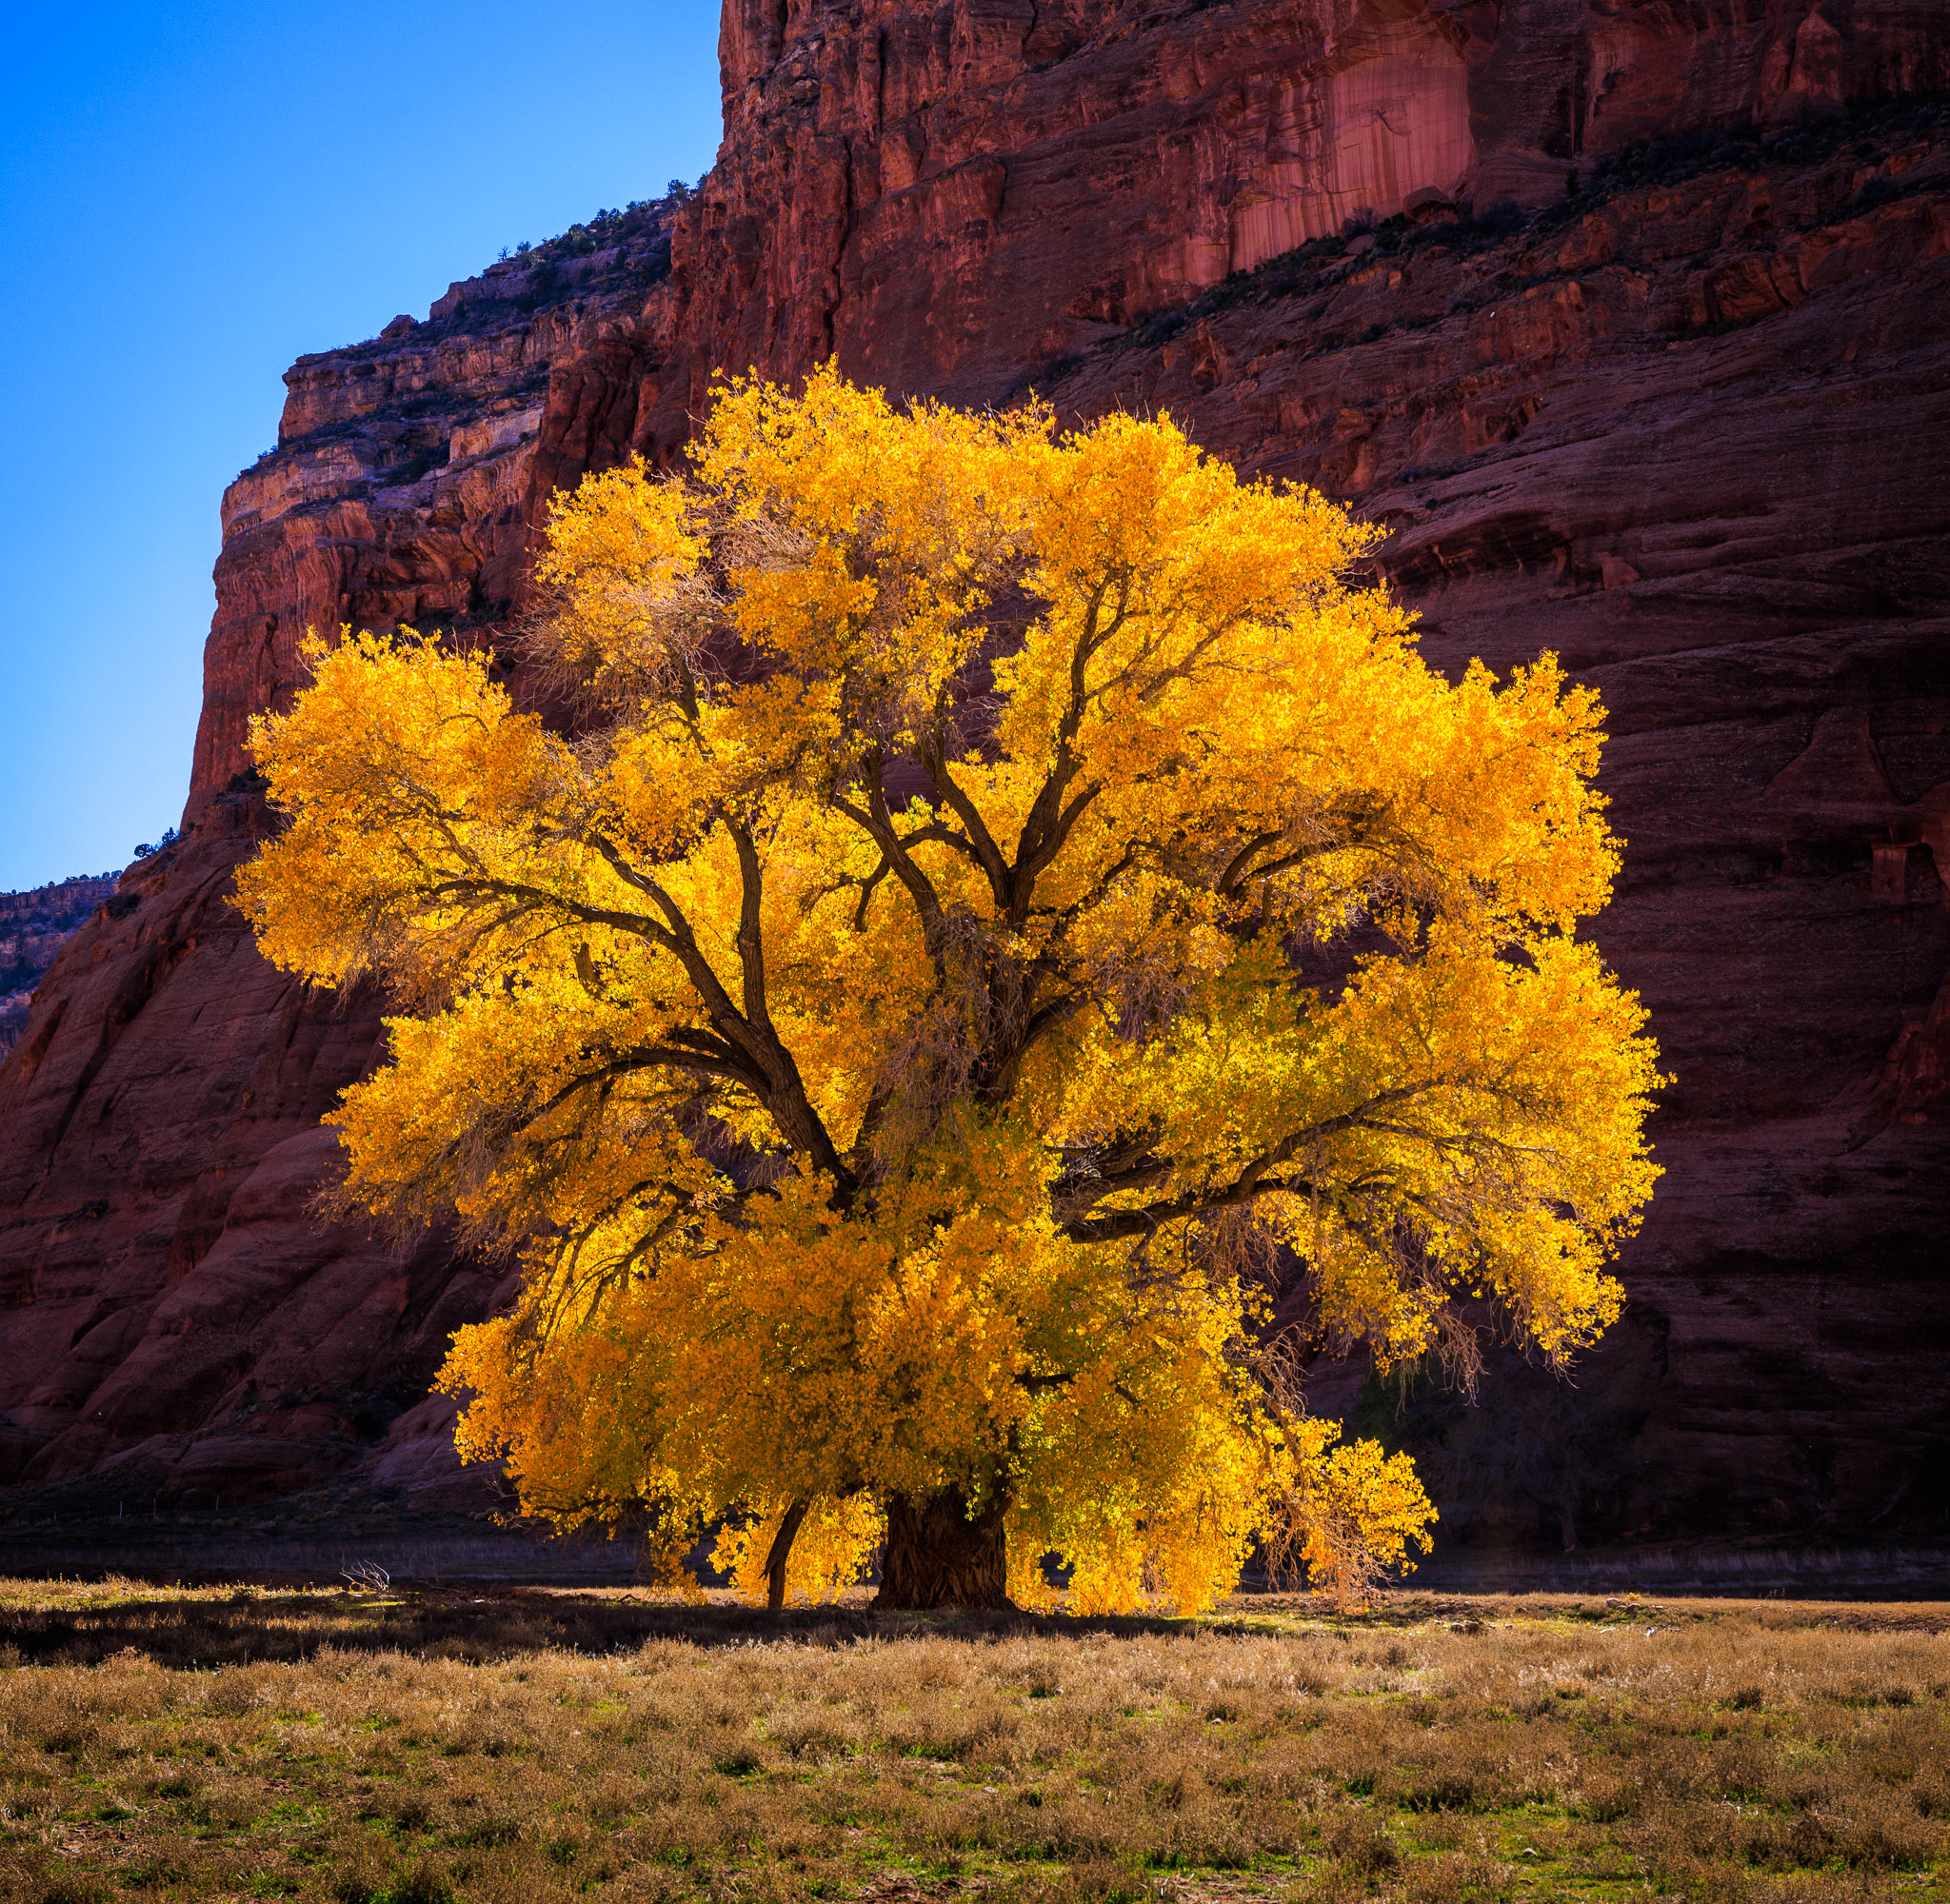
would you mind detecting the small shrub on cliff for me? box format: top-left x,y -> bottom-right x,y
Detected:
237,367 -> 1660,1613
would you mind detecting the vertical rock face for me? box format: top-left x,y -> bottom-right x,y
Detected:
187,207 -> 678,824
632,0 -> 1948,434
1,0 -> 1946,1553
1053,116 -> 1950,1549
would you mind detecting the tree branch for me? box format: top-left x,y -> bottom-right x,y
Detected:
829,751 -> 953,981
915,739 -> 1012,912
1055,1084 -> 1439,1242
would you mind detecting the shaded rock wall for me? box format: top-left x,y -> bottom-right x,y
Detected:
2,0 -> 1946,1555
1044,109 -> 1950,1549
0,794 -> 511,1509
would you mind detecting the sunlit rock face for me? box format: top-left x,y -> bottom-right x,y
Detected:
1,0 -> 1946,1557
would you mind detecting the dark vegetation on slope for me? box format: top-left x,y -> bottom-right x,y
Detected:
0,875 -> 121,1064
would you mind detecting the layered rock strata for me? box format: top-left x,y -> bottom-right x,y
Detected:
0,876 -> 120,1066
1048,109 -> 1950,1549
2,0 -> 1946,1557
189,203 -> 677,814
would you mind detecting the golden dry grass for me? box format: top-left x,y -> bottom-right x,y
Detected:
1,1581 -> 1946,1903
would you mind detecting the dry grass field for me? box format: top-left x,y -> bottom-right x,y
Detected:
1,1580 -> 1946,1904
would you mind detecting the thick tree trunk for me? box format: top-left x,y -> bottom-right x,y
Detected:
874,1490 -> 1013,1610
765,1498 -> 810,1612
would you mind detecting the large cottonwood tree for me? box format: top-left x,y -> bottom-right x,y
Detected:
239,368 -> 1660,1611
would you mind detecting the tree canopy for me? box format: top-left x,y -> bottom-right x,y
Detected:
238,367 -> 1661,1612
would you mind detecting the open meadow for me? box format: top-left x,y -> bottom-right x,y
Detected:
1,1581 -> 1946,1904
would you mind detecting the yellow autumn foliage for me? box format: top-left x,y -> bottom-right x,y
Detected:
238,366 -> 1661,1611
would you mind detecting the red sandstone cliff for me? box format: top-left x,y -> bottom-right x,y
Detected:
3,0 -> 1947,1559
0,875 -> 120,1067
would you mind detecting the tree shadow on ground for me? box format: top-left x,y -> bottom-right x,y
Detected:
0,1587 -> 1236,1666
0,1582 -> 1566,1665
3,1582 -> 1936,1667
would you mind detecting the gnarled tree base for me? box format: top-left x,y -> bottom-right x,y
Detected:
874,1490 -> 1013,1609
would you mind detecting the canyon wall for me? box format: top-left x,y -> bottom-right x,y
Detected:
0,876 -> 120,1067
3,0 -> 1947,1560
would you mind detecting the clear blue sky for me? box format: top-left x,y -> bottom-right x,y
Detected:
0,2 -> 723,894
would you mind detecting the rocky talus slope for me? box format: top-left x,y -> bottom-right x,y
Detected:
2,0 -> 1946,1567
